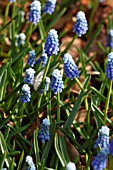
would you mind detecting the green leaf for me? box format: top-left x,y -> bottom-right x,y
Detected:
54,133 -> 66,167
34,129 -> 40,169
17,150 -> 24,170
59,136 -> 70,163
0,131 -> 11,167
84,24 -> 103,53
0,112 -> 13,129
46,8 -> 66,31
0,151 -> 6,169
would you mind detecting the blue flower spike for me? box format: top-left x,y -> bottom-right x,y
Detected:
38,118 -> 50,143
27,50 -> 36,68
28,0 -> 41,25
63,53 -> 79,80
9,0 -> 15,2
94,126 -> 109,149
44,29 -> 59,57
24,68 -> 36,85
107,29 -> 113,49
106,52 -> 113,80
50,69 -> 64,94
36,51 -> 48,67
44,0 -> 57,15
110,138 -> 113,156
73,11 -> 88,37
20,84 -> 31,103
25,155 -> 36,170
91,147 -> 109,170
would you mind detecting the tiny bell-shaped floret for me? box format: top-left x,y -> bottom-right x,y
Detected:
66,162 -> 76,170
38,118 -> 50,143
15,33 -> 26,46
36,51 -> 48,67
27,50 -> 36,68
9,0 -> 15,2
44,0 -> 57,15
106,52 -> 113,80
107,29 -> 113,49
50,69 -> 64,94
73,11 -> 88,37
44,29 -> 59,57
24,68 -> 36,85
94,126 -> 109,149
20,84 -> 31,103
28,0 -> 41,25
110,138 -> 113,156
25,155 -> 36,170
91,147 -> 109,170
63,53 -> 79,80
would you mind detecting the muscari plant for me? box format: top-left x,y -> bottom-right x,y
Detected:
0,0 -> 113,169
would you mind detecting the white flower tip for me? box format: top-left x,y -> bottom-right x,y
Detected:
66,162 -> 76,170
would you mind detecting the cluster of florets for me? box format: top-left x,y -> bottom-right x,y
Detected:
20,84 -> 31,103
15,33 -> 26,46
44,29 -> 59,56
66,162 -> 76,170
38,118 -> 50,143
27,50 -> 36,68
24,68 -> 36,85
28,0 -> 41,25
44,0 -> 57,15
106,52 -> 113,80
63,53 -> 79,80
107,29 -> 113,49
9,0 -> 15,2
94,126 -> 109,148
50,69 -> 64,94
73,11 -> 88,37
36,51 -> 48,67
91,147 -> 109,170
25,155 -> 36,170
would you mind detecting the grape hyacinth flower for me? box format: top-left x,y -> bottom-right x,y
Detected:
50,69 -> 64,94
94,126 -> 109,149
107,30 -> 113,49
44,29 -> 59,56
44,0 -> 57,15
28,0 -> 41,25
45,77 -> 51,92
66,162 -> 76,170
91,147 -> 109,170
110,138 -> 113,156
36,51 -> 48,67
24,68 -> 35,85
99,0 -> 105,2
38,118 -> 50,143
63,53 -> 79,80
106,52 -> 113,80
73,11 -> 88,37
27,50 -> 36,68
9,0 -> 15,2
15,33 -> 26,46
20,84 -> 31,103
25,155 -> 36,170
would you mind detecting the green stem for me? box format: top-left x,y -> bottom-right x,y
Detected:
47,91 -> 52,123
74,77 -> 88,110
37,57 -> 51,111
26,23 -> 33,43
57,92 -> 60,121
104,80 -> 112,124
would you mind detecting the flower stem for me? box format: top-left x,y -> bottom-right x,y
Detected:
57,92 -> 60,121
104,80 -> 112,124
26,22 -> 33,43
